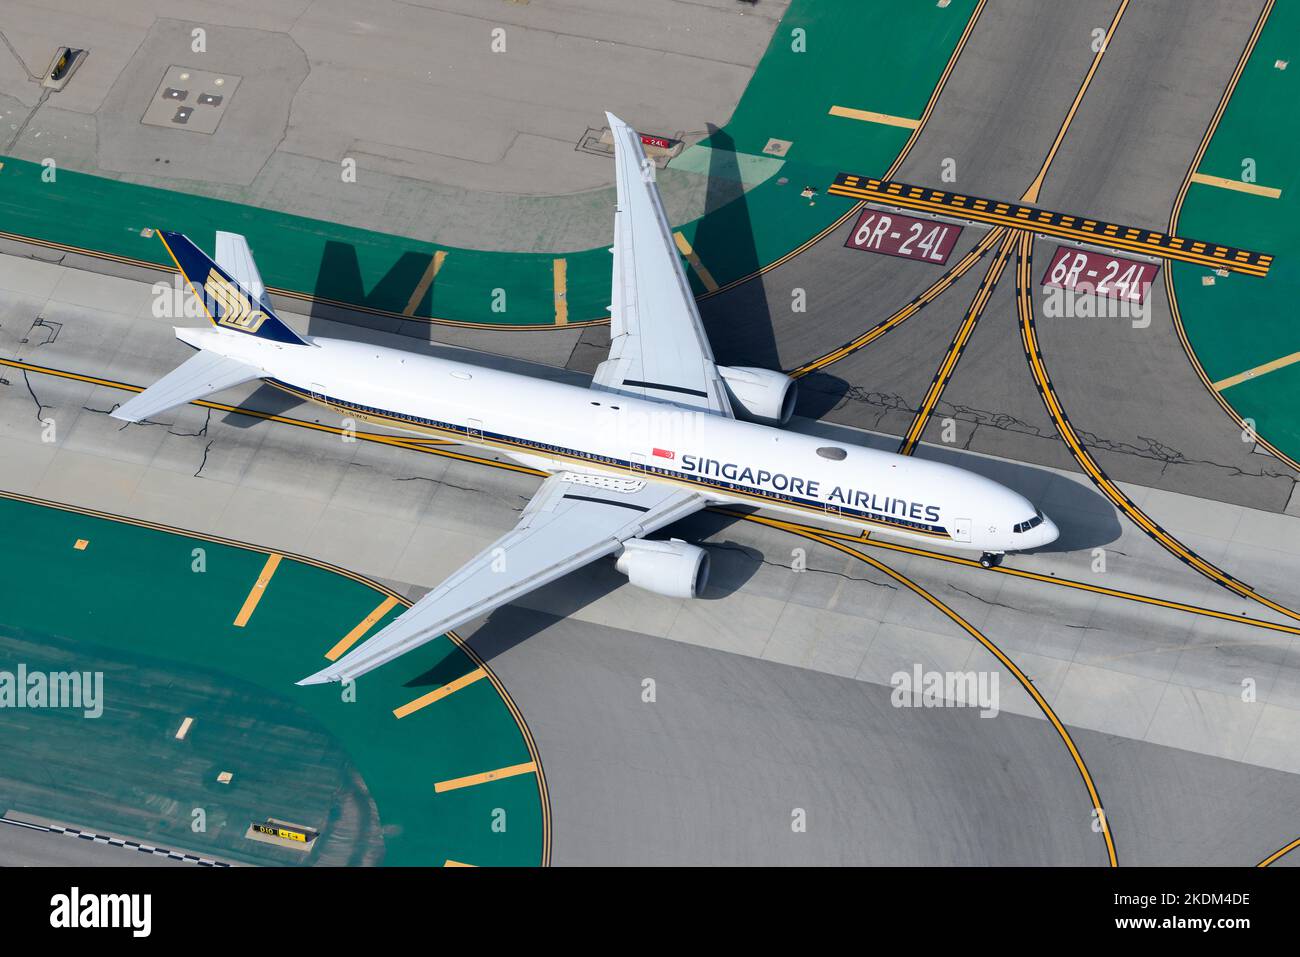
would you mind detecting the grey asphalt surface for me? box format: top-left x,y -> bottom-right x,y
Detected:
1,0 -> 1298,867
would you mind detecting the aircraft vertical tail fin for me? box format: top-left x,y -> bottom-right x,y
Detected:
158,230 -> 308,346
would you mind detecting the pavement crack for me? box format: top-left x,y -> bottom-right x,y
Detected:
168,407 -> 212,438
193,440 -> 214,478
820,385 -> 1293,482
22,369 -> 48,422
392,475 -> 480,495
948,585 -> 1017,612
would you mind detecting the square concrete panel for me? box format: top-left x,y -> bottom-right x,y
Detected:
142,66 -> 241,135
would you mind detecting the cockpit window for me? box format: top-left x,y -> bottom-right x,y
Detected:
1013,511 -> 1045,534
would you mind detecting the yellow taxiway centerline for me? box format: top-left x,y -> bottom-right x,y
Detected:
12,354 -> 1300,643
1014,230 -> 1300,627
801,526 -> 1118,866
898,229 -> 1016,455
791,226 -> 1008,378
233,553 -> 281,627
1258,835 -> 1300,867
1021,0 -> 1129,203
435,761 -> 537,794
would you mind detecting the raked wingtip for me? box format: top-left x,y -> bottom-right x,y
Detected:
296,670 -> 341,687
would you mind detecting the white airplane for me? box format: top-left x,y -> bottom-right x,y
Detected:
114,112 -> 1059,686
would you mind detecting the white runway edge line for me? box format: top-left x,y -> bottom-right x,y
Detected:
0,815 -> 231,867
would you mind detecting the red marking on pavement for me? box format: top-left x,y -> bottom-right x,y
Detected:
844,209 -> 963,265
1041,247 -> 1159,303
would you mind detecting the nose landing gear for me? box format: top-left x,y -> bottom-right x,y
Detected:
978,552 -> 1004,569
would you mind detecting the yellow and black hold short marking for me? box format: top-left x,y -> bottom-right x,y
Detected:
829,175 -> 1273,277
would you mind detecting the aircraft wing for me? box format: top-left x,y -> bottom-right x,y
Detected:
112,348 -> 261,424
298,473 -> 707,685
591,112 -> 734,418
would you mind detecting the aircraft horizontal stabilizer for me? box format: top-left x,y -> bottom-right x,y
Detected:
111,348 -> 262,423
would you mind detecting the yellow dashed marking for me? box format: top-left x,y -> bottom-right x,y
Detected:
1213,350 -> 1300,391
403,250 -> 447,315
828,105 -> 921,129
435,761 -> 537,793
1191,172 -> 1282,198
394,668 -> 487,719
233,553 -> 281,628
325,595 -> 400,661
552,258 -> 568,325
673,232 -> 719,292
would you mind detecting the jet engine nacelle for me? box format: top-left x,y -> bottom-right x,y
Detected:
718,366 -> 797,426
614,538 -> 710,599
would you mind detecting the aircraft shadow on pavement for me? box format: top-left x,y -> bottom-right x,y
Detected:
405,511 -> 762,678
790,370 -> 853,420
219,381 -> 307,428
694,124 -> 780,374
305,242 -> 433,340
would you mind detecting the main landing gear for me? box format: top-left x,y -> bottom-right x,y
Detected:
979,552 -> 1004,569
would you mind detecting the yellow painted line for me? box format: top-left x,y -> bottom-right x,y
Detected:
233,553 -> 281,627
403,250 -> 447,316
552,258 -> 568,325
1258,835 -> 1300,867
798,528 -> 1118,866
1021,0 -> 1128,203
827,180 -> 1271,277
444,859 -> 477,867
792,226 -> 1008,378
1190,172 -> 1281,199
828,105 -> 921,129
325,594 -> 400,661
435,761 -> 537,794
1213,351 -> 1300,391
898,230 -> 1016,455
393,668 -> 487,719
1014,230 -> 1300,627
673,232 -> 719,292
733,508 -> 1300,640
1163,1 -> 1300,477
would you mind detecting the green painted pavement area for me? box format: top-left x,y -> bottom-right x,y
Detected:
0,496 -> 545,866
1171,1 -> 1300,461
0,0 -> 976,324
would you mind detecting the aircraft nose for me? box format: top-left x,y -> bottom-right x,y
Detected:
1037,515 -> 1060,546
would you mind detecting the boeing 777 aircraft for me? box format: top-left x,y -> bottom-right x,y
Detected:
114,112 -> 1059,686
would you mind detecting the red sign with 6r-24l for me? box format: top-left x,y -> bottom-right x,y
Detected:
844,209 -> 963,265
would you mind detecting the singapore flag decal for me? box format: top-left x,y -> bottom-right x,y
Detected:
652,448 -> 675,460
